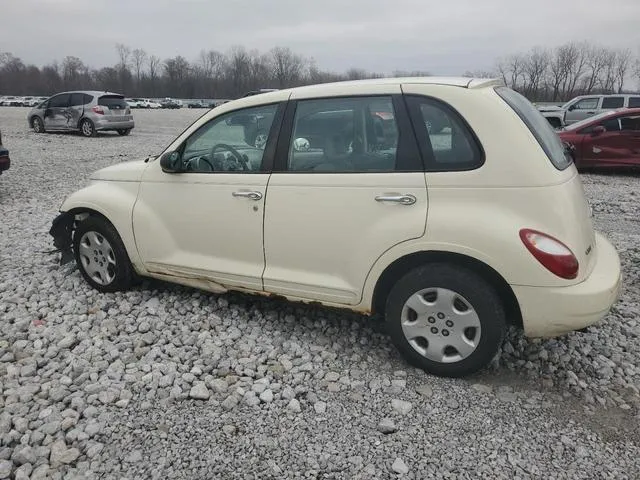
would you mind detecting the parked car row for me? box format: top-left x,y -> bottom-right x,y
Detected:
126,98 -> 162,109
48,77 -> 621,378
0,96 -> 48,107
538,94 -> 640,129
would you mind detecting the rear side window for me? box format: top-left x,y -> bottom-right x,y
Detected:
69,93 -> 87,107
98,95 -> 127,110
405,95 -> 483,171
495,86 -> 572,170
628,97 -> 640,108
83,94 -> 93,104
602,97 -> 624,109
49,94 -> 70,108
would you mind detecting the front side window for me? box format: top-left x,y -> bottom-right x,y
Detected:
572,98 -> 599,110
178,103 -> 278,173
601,97 -> 624,109
495,86 -> 571,170
49,94 -> 70,108
406,95 -> 483,171
287,96 -> 401,172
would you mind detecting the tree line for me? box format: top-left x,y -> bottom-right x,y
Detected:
467,41 -> 639,102
0,41 -> 638,101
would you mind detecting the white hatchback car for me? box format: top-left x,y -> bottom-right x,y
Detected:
49,77 -> 622,377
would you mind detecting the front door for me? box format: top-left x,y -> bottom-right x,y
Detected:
262,91 -> 429,305
583,114 -> 640,166
565,97 -> 601,125
132,102 -> 282,291
44,93 -> 71,130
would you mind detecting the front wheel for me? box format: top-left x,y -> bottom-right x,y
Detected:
385,263 -> 506,378
117,128 -> 131,136
73,216 -> 135,292
80,118 -> 96,137
32,116 -> 45,133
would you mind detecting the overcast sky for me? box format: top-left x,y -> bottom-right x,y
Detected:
2,0 -> 639,74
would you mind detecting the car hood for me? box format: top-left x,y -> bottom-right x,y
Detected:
537,105 -> 563,112
90,158 -> 149,182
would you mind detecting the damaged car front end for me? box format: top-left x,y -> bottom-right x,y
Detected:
49,211 -> 76,265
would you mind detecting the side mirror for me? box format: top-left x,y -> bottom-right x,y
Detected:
159,150 -> 183,173
592,125 -> 606,136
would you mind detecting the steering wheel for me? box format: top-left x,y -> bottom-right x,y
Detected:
184,156 -> 215,172
210,143 -> 250,171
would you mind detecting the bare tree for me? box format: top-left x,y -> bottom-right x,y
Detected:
522,47 -> 550,100
132,48 -> 147,83
270,46 -> 305,88
583,45 -> 609,93
614,48 -> 632,93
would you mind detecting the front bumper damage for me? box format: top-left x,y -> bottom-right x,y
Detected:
49,211 -> 75,265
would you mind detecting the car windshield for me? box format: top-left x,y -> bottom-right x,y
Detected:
563,110 -> 619,131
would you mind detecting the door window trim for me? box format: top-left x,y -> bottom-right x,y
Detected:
171,101 -> 286,174
273,94 -> 423,173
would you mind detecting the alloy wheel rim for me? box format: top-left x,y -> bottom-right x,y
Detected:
78,231 -> 116,285
400,287 -> 481,363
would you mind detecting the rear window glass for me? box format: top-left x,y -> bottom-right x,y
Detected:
98,95 -> 127,110
602,97 -> 624,109
495,86 -> 572,170
628,97 -> 640,108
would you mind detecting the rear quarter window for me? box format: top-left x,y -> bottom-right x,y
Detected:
405,95 -> 483,171
495,86 -> 572,170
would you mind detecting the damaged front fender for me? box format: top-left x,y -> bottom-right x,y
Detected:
49,211 -> 75,265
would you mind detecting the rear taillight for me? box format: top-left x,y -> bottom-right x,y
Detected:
519,228 -> 579,279
92,106 -> 104,115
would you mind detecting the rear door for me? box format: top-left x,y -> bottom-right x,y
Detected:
44,93 -> 71,130
262,89 -> 428,305
67,93 -> 88,128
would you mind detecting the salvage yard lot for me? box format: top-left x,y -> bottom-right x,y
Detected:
0,107 -> 639,479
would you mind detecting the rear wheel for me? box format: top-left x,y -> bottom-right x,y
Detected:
32,117 -> 45,133
117,128 -> 131,136
80,118 -> 96,137
385,263 -> 506,377
73,216 -> 135,292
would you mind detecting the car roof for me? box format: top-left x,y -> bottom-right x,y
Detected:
50,90 -> 124,97
225,76 -> 504,109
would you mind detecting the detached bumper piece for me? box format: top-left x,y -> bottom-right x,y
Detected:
49,212 -> 75,265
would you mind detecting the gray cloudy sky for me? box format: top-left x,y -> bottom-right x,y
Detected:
2,0 -> 639,74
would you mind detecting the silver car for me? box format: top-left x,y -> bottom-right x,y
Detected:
27,91 -> 134,137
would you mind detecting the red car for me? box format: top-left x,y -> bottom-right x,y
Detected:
558,108 -> 640,169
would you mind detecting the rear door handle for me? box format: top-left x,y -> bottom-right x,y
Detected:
232,190 -> 263,201
375,194 -> 416,205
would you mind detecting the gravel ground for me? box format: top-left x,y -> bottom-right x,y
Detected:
0,107 -> 639,479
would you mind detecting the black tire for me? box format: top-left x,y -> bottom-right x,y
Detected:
385,263 -> 506,378
32,116 -> 45,133
80,118 -> 96,137
117,128 -> 131,136
73,216 -> 135,292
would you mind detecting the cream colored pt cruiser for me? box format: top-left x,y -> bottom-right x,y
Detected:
49,77 -> 622,377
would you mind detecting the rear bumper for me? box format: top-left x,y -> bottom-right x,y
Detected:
513,231 -> 622,337
94,117 -> 134,131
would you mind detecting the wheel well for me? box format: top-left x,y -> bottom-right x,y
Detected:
66,208 -> 113,234
77,117 -> 90,129
371,251 -> 523,328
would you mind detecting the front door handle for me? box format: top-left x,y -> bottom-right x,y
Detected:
232,190 -> 263,201
375,194 -> 417,205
